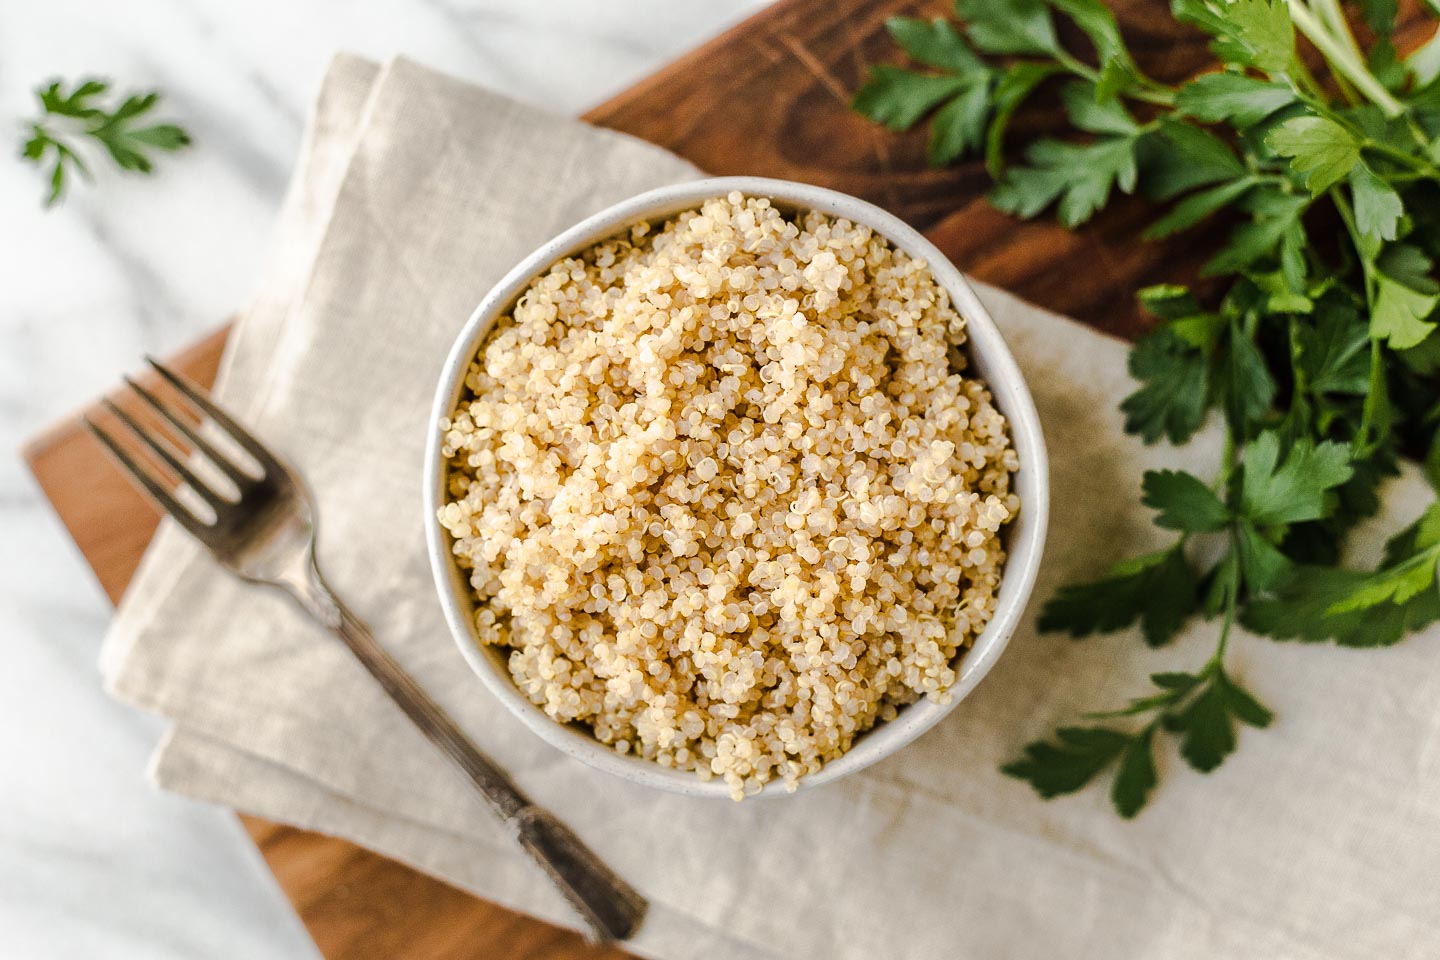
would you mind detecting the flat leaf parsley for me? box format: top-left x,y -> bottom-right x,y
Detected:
856,0 -> 1440,816
19,77 -> 192,206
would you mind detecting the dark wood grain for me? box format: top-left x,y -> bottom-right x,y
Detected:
247,820 -> 630,960
19,0 -> 1440,957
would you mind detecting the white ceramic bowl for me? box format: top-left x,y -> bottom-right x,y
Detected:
425,176 -> 1049,799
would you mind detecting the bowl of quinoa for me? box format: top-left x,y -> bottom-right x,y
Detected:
425,177 -> 1047,800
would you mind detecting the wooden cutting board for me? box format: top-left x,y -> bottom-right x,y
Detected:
21,1 -> 1438,957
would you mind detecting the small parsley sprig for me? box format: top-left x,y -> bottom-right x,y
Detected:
20,78 -> 192,206
855,0 -> 1440,816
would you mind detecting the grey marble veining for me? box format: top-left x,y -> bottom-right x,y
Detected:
0,1 -> 770,955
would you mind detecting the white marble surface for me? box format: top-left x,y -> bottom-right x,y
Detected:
0,2 -> 768,954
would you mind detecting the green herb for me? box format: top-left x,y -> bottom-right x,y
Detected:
1039,546 -> 1201,646
19,78 -> 192,206
855,0 -> 1440,817
1244,502 -> 1440,643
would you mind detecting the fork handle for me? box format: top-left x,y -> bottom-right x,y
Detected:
288,571 -> 647,943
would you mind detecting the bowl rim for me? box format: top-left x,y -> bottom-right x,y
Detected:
424,175 -> 1049,799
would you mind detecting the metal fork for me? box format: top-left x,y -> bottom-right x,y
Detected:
86,358 -> 647,944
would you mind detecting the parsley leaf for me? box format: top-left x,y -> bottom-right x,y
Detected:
1235,518 -> 1294,591
89,93 -> 190,172
1168,679 -> 1234,771
1204,190 -> 1309,275
1167,669 -> 1272,772
1002,727 -> 1130,798
1368,38 -> 1407,92
990,135 -> 1140,227
955,0 -> 1062,57
1250,268 -> 1313,313
1383,503 -> 1440,564
1268,116 -> 1361,195
19,77 -> 191,206
1315,506 -> 1440,617
1359,0 -> 1398,36
984,63 -> 1065,176
1050,0 -> 1135,68
1061,80 -> 1140,135
1281,454 -> 1393,565
1348,164 -> 1403,241
852,67 -> 968,130
1371,274 -> 1440,349
1176,71 -> 1298,127
1217,670 -> 1275,726
1296,298 -> 1370,397
1087,671 -> 1202,718
1146,178 -> 1257,239
1009,666 -> 1268,817
1140,119 -> 1248,201
1243,564 -> 1440,645
37,78 -> 108,118
1039,547 -> 1200,646
1326,551 -> 1439,612
927,83 -> 994,165
1121,327 -> 1212,443
21,126 -> 89,205
1173,0 -> 1295,74
1215,321 -> 1277,435
1138,284 -> 1205,321
1111,727 -> 1159,817
885,16 -> 987,73
1143,469 -> 1231,532
1239,431 -> 1354,527
992,84 -> 1149,224
1376,245 -> 1438,293
1049,0 -> 1153,102
853,17 -> 999,167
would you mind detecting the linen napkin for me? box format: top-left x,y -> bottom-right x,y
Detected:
104,55 -> 1440,960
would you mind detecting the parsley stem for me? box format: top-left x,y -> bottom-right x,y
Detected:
1287,59 -> 1330,103
1307,0 -> 1364,105
1285,0 -> 1405,116
1363,138 -> 1440,177
1333,187 -> 1387,456
1218,429 -> 1237,491
1053,51 -> 1100,83
1385,169 -> 1436,183
1308,0 -> 1360,63
1358,337 -> 1386,456
1124,87 -> 1176,108
1288,314 -> 1308,400
1212,547 -> 1241,663
1331,189 -> 1366,285
1290,89 -> 1422,176
1052,51 -> 1174,107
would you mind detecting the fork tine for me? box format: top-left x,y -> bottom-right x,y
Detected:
145,357 -> 282,477
100,399 -> 231,512
123,375 -> 257,488
84,417 -> 216,543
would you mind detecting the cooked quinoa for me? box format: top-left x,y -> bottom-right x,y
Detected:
438,192 -> 1018,798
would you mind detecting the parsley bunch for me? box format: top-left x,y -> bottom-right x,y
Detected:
20,78 -> 192,206
855,0 -> 1440,817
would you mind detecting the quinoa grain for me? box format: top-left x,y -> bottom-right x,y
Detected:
439,193 -> 1017,798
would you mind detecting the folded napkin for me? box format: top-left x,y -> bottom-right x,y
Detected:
104,55 -> 1440,960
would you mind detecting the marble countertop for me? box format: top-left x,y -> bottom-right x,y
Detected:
0,1 -> 768,954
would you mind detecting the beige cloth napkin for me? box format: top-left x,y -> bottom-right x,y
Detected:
104,55 -> 1440,960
